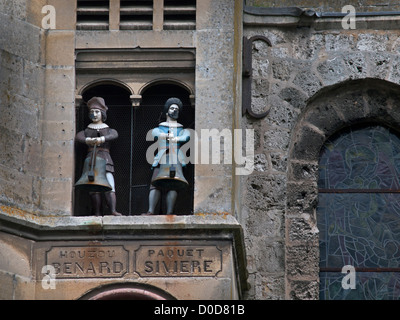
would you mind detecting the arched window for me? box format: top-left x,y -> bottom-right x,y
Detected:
318,125 -> 400,299
74,82 -> 194,216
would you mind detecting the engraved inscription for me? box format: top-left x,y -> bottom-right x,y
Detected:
45,246 -> 129,279
135,245 -> 222,277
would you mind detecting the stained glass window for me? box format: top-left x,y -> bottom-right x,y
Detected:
318,125 -> 400,300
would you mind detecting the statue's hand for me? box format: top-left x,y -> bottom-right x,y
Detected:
85,138 -> 96,146
94,137 -> 104,146
159,133 -> 169,140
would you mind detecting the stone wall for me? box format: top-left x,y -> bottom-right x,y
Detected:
0,0 -> 45,214
0,0 -> 76,216
241,11 -> 400,299
246,0 -> 400,12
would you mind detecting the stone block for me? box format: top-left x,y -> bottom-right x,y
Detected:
257,274 -> 285,300
196,0 -> 235,31
334,89 -> 368,124
293,68 -> 323,98
0,232 -> 33,277
270,152 -> 287,173
316,54 -> 348,86
289,279 -> 319,300
41,140 -> 75,179
286,245 -> 319,278
286,181 -> 318,215
44,31 -> 75,66
245,174 -> 286,210
76,30 -> 194,50
44,67 -> 75,104
41,119 -> 75,142
290,124 -> 325,162
357,33 -> 389,53
244,208 -> 284,238
342,52 -> 368,79
40,178 -> 73,214
278,86 -> 307,110
271,59 -> 292,81
368,52 -> 392,80
0,12 -> 44,63
0,126 -> 24,169
324,33 -> 356,52
0,168 -> 40,208
253,153 -> 268,172
264,128 -> 290,152
249,240 -> 285,274
302,102 -> 343,138
288,160 -> 318,182
47,0 -> 77,30
0,272 -> 14,299
193,175 -> 232,213
26,0 -> 47,28
22,61 -> 45,102
42,102 -> 75,123
1,94 -> 40,138
286,215 -> 319,244
22,136 -> 42,176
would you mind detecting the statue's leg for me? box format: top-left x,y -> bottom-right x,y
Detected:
103,172 -> 122,216
105,191 -> 122,216
166,190 -> 178,215
90,192 -> 102,216
147,189 -> 161,215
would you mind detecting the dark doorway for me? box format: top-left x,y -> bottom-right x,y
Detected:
74,82 -> 194,216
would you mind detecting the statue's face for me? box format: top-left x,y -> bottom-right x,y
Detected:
168,104 -> 179,120
89,108 -> 102,123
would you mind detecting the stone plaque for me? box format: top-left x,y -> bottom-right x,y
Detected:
134,245 -> 222,277
45,246 -> 129,279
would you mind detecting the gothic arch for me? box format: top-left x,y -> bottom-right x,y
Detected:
285,78 -> 400,299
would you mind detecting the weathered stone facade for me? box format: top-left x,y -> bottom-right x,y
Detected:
2,0 -> 400,300
241,2 -> 400,299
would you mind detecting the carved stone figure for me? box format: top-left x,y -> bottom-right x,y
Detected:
145,97 -> 190,215
75,97 -> 122,216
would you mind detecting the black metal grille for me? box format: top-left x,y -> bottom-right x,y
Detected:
74,83 -> 194,216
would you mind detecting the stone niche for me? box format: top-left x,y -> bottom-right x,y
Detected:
0,211 -> 248,300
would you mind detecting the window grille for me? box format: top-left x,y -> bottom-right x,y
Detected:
163,0 -> 196,30
76,0 -> 196,30
120,0 -> 154,30
75,84 -> 194,216
76,0 -> 110,30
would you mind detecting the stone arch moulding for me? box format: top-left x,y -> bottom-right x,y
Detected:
285,78 -> 400,300
76,79 -> 139,107
78,283 -> 177,300
139,78 -> 195,107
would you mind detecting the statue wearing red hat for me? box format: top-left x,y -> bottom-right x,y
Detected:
76,97 -> 122,216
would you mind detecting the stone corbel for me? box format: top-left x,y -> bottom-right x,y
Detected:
130,94 -> 142,107
189,94 -> 195,107
75,94 -> 83,108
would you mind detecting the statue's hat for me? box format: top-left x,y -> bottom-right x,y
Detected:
87,97 -> 108,112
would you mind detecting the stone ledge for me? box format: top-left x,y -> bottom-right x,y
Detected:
0,205 -> 244,242
244,6 -> 400,29
0,208 -> 250,295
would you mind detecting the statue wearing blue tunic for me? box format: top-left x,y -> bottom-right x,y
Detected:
145,98 -> 190,215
